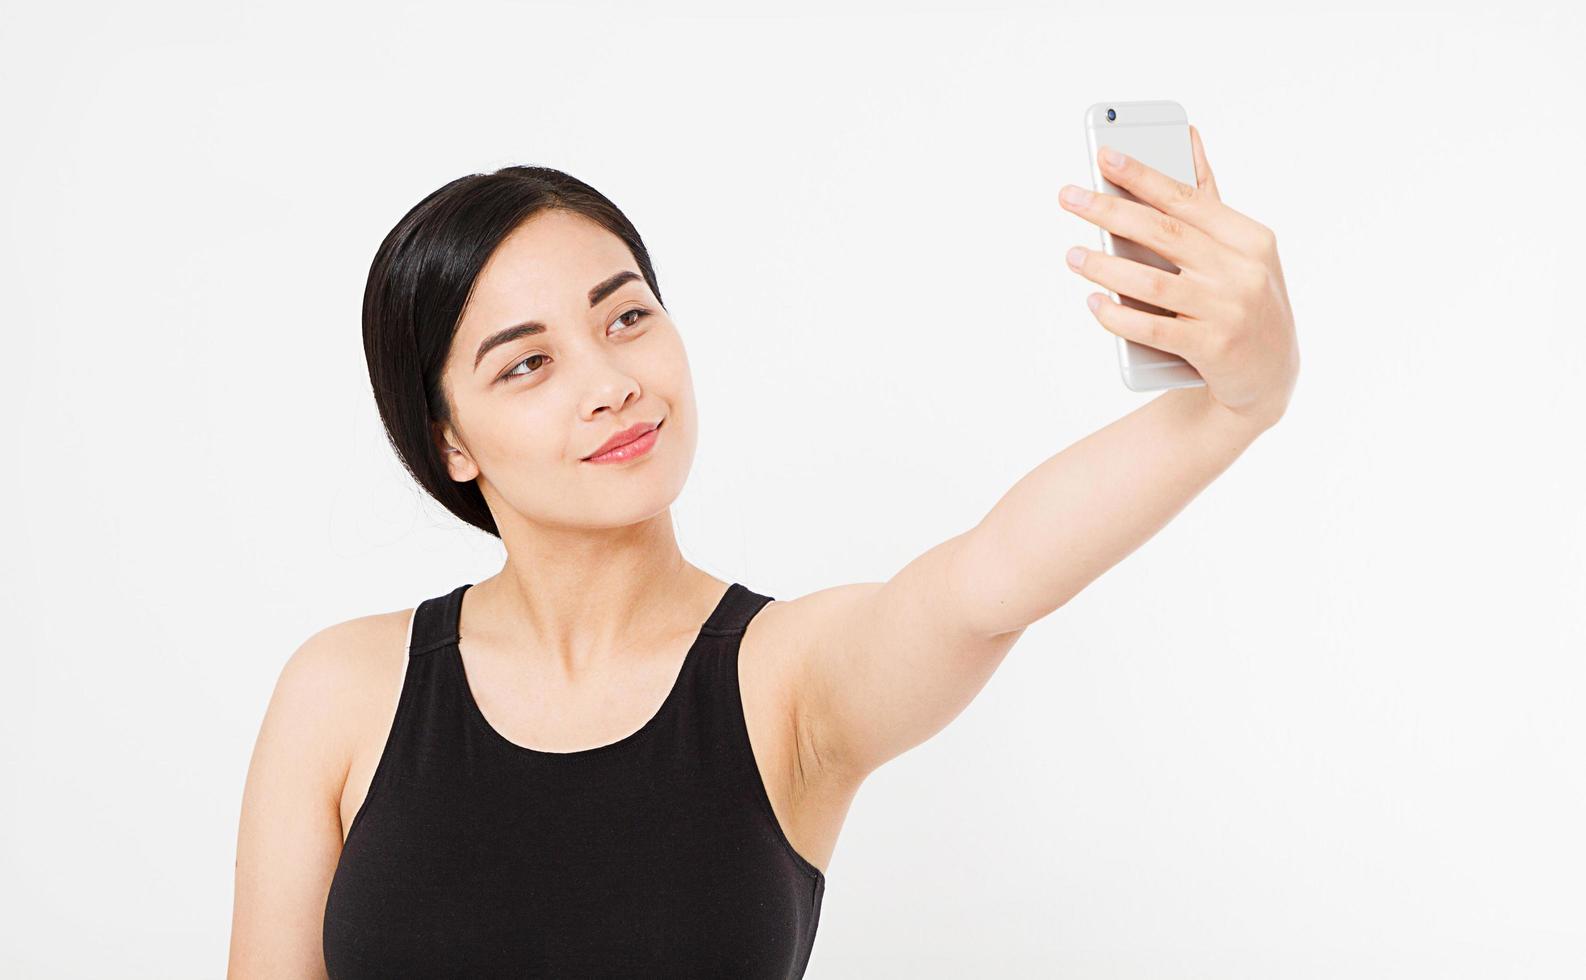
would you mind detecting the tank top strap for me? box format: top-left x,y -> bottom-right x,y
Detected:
686,581 -> 827,893
699,581 -> 774,637
409,583 -> 470,657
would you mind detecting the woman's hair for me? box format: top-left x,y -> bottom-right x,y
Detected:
362,166 -> 666,539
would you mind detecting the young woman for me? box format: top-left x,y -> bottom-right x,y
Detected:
229,126 -> 1298,978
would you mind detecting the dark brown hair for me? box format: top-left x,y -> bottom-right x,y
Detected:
362,167 -> 666,538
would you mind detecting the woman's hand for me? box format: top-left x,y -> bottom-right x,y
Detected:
1060,126 -> 1299,432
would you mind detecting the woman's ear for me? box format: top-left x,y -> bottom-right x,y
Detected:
433,422 -> 474,480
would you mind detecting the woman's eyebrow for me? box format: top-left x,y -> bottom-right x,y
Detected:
473,270 -> 642,371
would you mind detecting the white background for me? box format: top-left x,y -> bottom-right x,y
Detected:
3,1 -> 1582,976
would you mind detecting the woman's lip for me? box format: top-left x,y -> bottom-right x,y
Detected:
583,419 -> 663,463
583,419 -> 660,459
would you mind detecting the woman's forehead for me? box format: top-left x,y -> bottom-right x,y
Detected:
471,212 -> 631,308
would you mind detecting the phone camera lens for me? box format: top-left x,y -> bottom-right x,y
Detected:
1106,108 -> 1116,122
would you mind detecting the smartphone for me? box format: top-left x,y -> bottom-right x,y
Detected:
1083,100 -> 1206,392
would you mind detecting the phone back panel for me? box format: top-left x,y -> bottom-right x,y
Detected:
1083,100 -> 1206,391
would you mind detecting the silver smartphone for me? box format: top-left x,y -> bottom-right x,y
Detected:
1083,100 -> 1206,392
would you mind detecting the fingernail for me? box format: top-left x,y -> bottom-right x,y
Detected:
1101,146 -> 1125,168
1066,246 -> 1086,269
1087,294 -> 1102,312
1060,185 -> 1092,208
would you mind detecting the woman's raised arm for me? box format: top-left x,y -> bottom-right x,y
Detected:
783,127 -> 1299,784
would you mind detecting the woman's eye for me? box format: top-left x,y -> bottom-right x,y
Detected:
613,307 -> 651,332
503,353 -> 549,381
500,309 -> 652,383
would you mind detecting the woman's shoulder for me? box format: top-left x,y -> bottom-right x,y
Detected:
265,607 -> 416,781
234,604 -> 419,951
286,606 -> 414,695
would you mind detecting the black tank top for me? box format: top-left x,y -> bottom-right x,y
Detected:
322,581 -> 826,978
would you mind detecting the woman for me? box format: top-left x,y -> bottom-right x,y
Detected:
229,126 -> 1298,977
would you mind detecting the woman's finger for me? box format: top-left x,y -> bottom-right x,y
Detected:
1085,291 -> 1204,361
1183,126 -> 1273,259
1091,143 -> 1223,243
1060,183 -> 1227,273
1189,125 -> 1220,202
1087,135 -> 1273,261
1088,147 -> 1264,263
1066,246 -> 1221,321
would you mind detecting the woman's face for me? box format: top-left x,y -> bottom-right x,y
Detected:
435,209 -> 698,532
